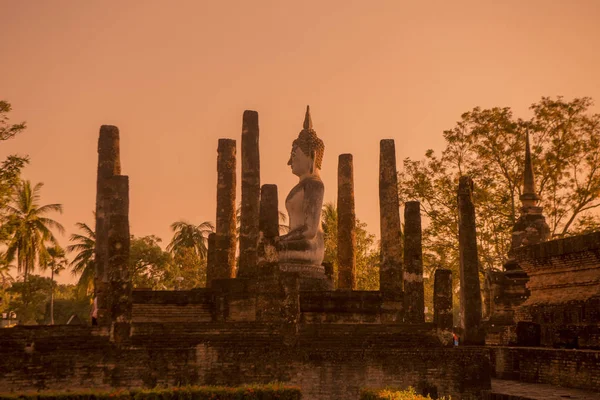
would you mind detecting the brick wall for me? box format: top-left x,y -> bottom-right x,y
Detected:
489,346 -> 600,392
0,323 -> 489,399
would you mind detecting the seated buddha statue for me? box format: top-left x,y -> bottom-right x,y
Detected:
275,106 -> 325,267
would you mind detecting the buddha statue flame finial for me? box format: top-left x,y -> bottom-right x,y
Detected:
291,105 -> 324,170
303,105 -> 313,131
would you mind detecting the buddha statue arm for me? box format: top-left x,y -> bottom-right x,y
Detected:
278,179 -> 324,243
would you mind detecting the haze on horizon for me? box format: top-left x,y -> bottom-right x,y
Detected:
1,0 -> 600,285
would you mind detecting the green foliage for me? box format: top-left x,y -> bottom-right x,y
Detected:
170,247 -> 207,289
0,384 -> 302,400
398,96 -> 600,321
167,220 -> 214,261
66,220 -> 96,295
130,235 -> 173,290
2,180 -> 65,283
321,202 -> 380,290
360,387 -> 448,400
6,274 -> 53,324
0,100 -> 28,223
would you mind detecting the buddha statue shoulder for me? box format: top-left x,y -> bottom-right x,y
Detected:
276,106 -> 325,267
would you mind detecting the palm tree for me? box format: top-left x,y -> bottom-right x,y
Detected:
40,245 -> 67,325
66,221 -> 95,295
2,180 -> 64,305
167,220 -> 215,259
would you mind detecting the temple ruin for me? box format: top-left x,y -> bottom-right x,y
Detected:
1,109 -> 599,399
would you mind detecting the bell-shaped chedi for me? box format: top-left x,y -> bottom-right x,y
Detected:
483,132 -> 551,343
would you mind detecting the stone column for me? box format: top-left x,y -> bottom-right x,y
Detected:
259,184 -> 279,240
458,176 -> 484,344
206,233 -> 217,288
337,154 -> 356,290
434,269 -> 453,331
214,139 -> 237,281
404,201 -> 424,323
106,175 -> 131,341
379,140 -> 403,292
257,184 -> 279,273
95,125 -> 121,327
238,111 -> 260,278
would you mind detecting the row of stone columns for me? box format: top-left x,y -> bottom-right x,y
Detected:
337,140 -> 426,323
174,110 -> 478,336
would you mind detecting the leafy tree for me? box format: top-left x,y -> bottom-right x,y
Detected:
130,235 -> 173,289
66,220 -> 96,295
47,284 -> 91,325
171,247 -> 207,289
320,202 -> 380,290
397,96 -> 600,320
1,181 -> 64,306
0,254 -> 15,315
0,100 -> 28,226
6,274 -> 53,324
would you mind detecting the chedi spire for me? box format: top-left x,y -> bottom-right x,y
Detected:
520,131 -> 540,208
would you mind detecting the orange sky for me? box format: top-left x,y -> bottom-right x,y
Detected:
2,0 -> 600,284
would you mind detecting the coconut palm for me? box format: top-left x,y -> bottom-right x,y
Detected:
2,181 -> 64,305
40,245 -> 67,325
167,220 -> 215,260
66,221 -> 95,295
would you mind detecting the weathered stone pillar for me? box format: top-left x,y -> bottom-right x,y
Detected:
434,269 -> 453,331
206,233 -> 217,288
238,111 -> 260,278
95,125 -> 121,327
337,154 -> 356,290
214,139 -> 237,281
379,140 -> 403,292
259,184 -> 279,240
106,175 -> 131,341
458,176 -> 484,344
257,184 -> 279,270
404,201 -> 424,323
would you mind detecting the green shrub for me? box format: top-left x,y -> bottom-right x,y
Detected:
360,387 -> 449,400
0,384 -> 302,400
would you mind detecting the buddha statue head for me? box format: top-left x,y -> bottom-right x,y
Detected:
288,106 -> 325,179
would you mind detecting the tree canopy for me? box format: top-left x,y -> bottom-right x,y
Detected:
398,96 -> 600,319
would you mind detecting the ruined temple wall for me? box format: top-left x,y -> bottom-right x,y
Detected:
0,324 -> 489,400
130,288 -> 405,324
489,346 -> 600,392
512,231 -> 600,348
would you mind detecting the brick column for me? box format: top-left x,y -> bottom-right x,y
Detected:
106,175 -> 131,341
404,201 -> 424,323
257,184 -> 279,270
206,233 -> 216,287
95,125 -> 121,327
238,111 -> 260,278
379,140 -> 403,293
458,176 -> 484,344
259,184 -> 279,240
337,154 -> 356,290
214,139 -> 237,283
434,269 -> 453,331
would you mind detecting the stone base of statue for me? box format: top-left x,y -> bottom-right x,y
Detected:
279,263 -> 333,291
